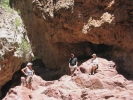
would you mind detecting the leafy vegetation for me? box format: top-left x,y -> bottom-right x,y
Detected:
0,0 -> 15,13
21,38 -> 31,54
15,17 -> 21,27
0,0 -> 9,7
33,56 -> 39,61
17,9 -> 21,14
20,38 -> 32,61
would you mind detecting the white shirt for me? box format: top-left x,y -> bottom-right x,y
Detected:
92,58 -> 99,65
26,67 -> 33,76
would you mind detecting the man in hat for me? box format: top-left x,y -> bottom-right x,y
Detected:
69,54 -> 78,75
90,53 -> 99,75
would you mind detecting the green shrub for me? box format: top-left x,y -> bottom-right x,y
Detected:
0,0 -> 9,7
19,38 -> 32,61
33,56 -> 39,61
0,0 -> 15,13
15,17 -> 21,27
21,38 -> 31,55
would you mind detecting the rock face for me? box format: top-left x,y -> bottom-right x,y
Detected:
3,58 -> 133,100
0,6 -> 29,96
10,0 -> 133,74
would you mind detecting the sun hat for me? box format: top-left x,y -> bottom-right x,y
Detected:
92,53 -> 96,56
27,62 -> 32,66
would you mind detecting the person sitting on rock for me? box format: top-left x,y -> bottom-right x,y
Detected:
69,54 -> 78,75
21,62 -> 34,90
90,53 -> 99,75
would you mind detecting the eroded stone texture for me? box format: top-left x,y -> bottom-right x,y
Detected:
10,0 -> 133,74
3,58 -> 133,100
0,6 -> 28,96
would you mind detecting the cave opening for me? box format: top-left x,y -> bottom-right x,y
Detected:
77,42 -> 113,62
90,43 -> 113,59
1,63 -> 25,98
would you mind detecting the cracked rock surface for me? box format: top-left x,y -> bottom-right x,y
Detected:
3,58 -> 133,100
0,6 -> 27,96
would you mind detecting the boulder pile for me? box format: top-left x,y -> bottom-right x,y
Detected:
3,58 -> 133,100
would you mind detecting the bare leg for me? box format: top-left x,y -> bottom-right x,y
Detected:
71,71 -> 74,75
21,77 -> 25,86
29,83 -> 32,90
94,65 -> 98,73
91,67 -> 93,75
70,67 -> 77,76
26,83 -> 29,88
91,66 -> 97,75
28,77 -> 32,90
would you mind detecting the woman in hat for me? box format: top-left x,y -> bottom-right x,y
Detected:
91,54 -> 99,75
21,62 -> 34,90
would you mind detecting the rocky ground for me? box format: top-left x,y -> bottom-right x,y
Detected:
3,58 -> 133,100
2,0 -> 133,99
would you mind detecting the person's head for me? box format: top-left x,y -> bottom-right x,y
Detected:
71,54 -> 74,58
92,53 -> 97,58
27,62 -> 32,68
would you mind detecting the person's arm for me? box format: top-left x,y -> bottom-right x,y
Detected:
76,61 -> 78,66
69,58 -> 71,68
76,58 -> 78,66
96,58 -> 99,64
21,67 -> 28,76
32,70 -> 34,75
69,63 -> 71,68
91,58 -> 94,63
